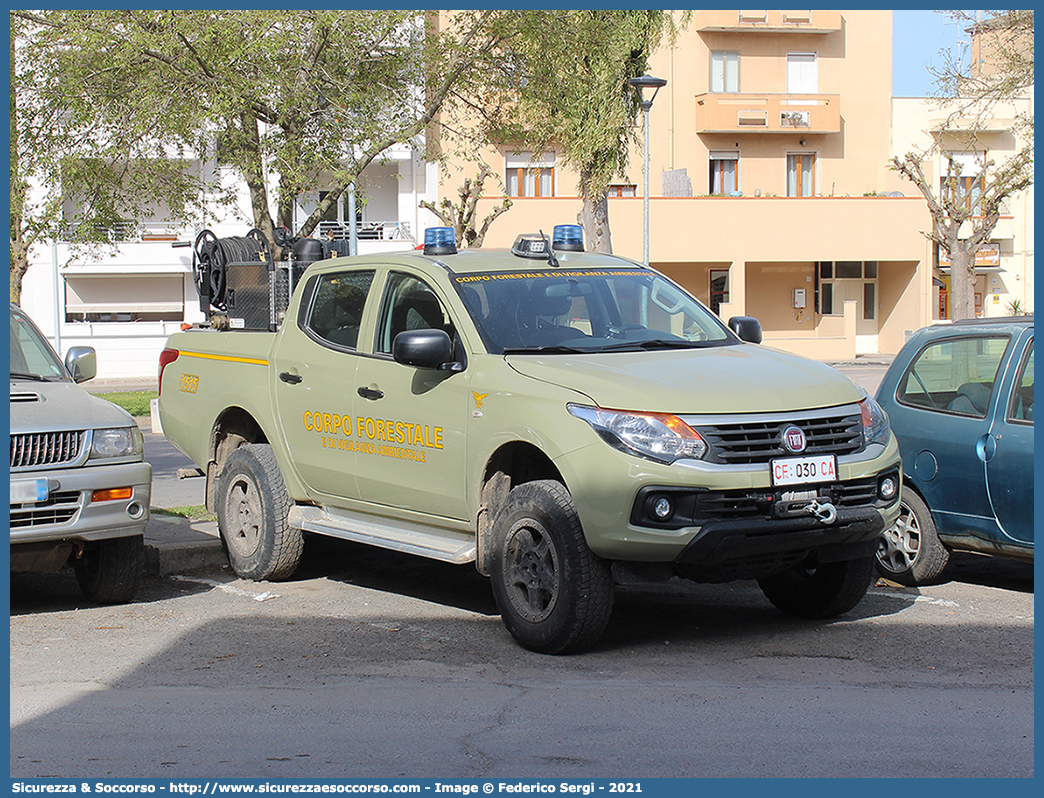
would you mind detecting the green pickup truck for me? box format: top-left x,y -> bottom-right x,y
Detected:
158,225 -> 901,653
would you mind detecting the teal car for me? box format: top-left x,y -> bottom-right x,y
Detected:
874,316 -> 1034,584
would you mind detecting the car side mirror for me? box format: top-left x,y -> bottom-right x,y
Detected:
728,316 -> 763,344
392,329 -> 461,371
65,346 -> 97,383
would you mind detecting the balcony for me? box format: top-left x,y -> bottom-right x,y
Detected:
697,10 -> 843,34
695,93 -> 841,135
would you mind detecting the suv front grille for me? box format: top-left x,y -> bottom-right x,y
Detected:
693,412 -> 863,465
692,478 -> 880,524
9,491 -> 83,528
10,431 -> 86,469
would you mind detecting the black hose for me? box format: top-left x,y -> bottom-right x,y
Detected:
193,229 -> 271,311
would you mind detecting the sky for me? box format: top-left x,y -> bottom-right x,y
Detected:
892,9 -> 980,97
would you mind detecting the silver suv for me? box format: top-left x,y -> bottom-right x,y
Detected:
10,304 -> 151,603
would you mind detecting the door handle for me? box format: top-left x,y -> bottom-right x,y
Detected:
358,386 -> 384,400
279,372 -> 303,384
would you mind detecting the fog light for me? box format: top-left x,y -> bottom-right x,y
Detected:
651,495 -> 674,521
878,475 -> 899,501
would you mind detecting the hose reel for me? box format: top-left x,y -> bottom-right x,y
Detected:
192,228 -> 272,312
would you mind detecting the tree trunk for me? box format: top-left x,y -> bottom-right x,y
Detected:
238,112 -> 276,244
578,186 -> 612,254
947,240 -> 976,320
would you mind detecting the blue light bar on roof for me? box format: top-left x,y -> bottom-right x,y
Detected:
552,224 -> 584,252
423,227 -> 457,256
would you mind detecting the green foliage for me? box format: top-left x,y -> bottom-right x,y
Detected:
152,506 -> 217,521
89,390 -> 157,417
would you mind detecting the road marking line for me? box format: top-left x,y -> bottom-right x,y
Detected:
875,589 -> 960,608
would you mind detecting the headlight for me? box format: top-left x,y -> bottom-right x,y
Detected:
567,404 -> 707,464
90,427 -> 144,460
859,395 -> 890,447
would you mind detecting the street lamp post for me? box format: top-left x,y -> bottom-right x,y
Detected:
627,74 -> 667,267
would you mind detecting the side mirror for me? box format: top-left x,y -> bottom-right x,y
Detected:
65,346 -> 97,383
393,329 -> 460,371
728,316 -> 763,344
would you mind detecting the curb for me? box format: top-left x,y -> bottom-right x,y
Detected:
144,514 -> 227,576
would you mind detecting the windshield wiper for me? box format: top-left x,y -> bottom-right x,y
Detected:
10,372 -> 53,382
596,338 -> 719,352
501,345 -> 589,355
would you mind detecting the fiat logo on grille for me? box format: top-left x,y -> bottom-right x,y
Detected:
782,425 -> 807,454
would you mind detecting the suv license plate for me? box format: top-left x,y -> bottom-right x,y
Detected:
771,455 -> 837,486
11,478 -> 49,504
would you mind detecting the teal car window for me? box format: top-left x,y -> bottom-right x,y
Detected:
896,335 -> 1010,418
1008,340 -> 1034,423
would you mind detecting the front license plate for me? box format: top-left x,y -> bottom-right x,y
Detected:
771,455 -> 837,486
10,478 -> 48,504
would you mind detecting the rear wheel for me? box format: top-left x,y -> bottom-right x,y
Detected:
216,444 -> 303,581
758,555 -> 875,618
875,490 -> 949,585
491,480 -> 614,654
75,535 -> 144,604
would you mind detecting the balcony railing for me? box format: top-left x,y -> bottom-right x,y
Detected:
318,220 -> 413,242
697,10 -> 843,33
695,93 -> 841,134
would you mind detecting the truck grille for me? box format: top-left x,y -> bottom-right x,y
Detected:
692,412 -> 863,465
9,491 -> 82,528
10,431 -> 86,469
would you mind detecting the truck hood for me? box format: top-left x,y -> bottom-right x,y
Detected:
506,344 -> 864,414
10,378 -> 136,435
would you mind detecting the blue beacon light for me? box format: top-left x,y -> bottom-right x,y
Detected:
552,224 -> 584,252
423,227 -> 457,256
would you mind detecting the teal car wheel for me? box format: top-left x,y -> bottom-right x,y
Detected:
875,490 -> 949,586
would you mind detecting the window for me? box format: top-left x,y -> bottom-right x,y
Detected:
897,336 -> 1010,417
710,269 -> 730,316
506,152 -> 556,197
787,153 -> 816,197
816,261 -> 879,318
607,184 -> 637,197
304,270 -> 375,350
786,52 -> 818,93
1008,341 -> 1034,423
710,51 -> 740,93
65,275 -> 184,323
941,151 -> 986,215
709,152 -> 739,194
375,273 -> 455,355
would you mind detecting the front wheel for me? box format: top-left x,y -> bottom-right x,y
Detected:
75,535 -> 144,604
758,555 -> 875,619
216,444 -> 303,581
491,480 -> 614,654
875,490 -> 949,586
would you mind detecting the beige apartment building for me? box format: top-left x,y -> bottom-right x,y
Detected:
451,10 -> 957,358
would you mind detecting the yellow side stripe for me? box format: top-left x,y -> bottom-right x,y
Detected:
180,350 -> 269,366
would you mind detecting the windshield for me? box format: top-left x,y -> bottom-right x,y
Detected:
9,307 -> 68,381
453,268 -> 736,354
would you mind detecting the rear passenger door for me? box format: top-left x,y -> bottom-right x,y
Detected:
272,268 -> 375,500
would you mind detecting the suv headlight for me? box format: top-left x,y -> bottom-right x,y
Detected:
568,404 -> 707,464
859,395 -> 891,447
90,427 -> 145,460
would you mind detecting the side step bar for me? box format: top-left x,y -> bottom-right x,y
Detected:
288,505 -> 477,565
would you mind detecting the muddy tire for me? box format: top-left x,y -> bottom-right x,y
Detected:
490,480 -> 614,654
75,535 -> 144,604
216,444 -> 303,581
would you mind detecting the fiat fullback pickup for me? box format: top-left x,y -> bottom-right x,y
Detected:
158,225 -> 901,653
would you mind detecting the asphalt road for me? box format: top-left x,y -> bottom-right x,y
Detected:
9,537 -> 1033,779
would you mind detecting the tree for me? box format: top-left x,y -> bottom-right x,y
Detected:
891,10 -> 1033,320
474,11 -> 679,253
11,10 -> 512,267
419,165 -> 513,248
10,13 -> 204,303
